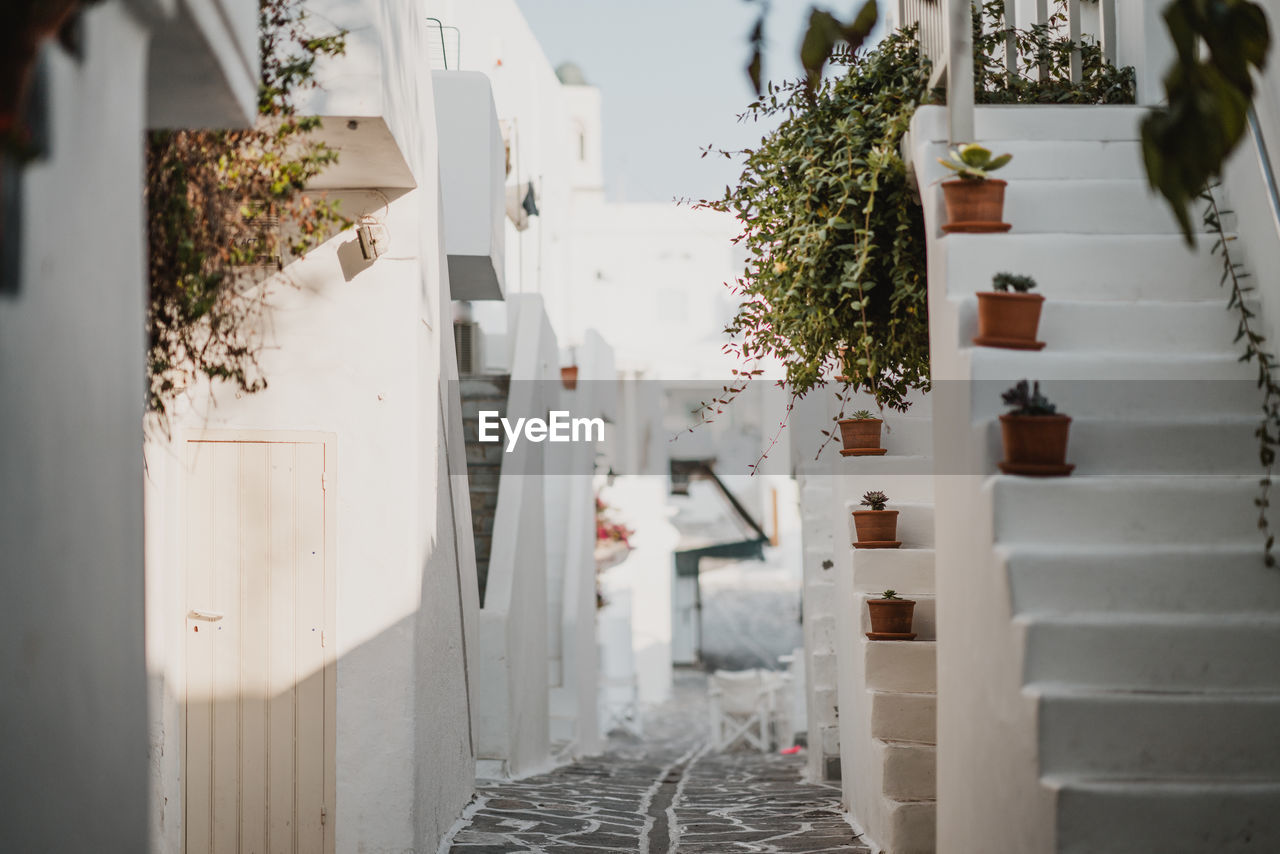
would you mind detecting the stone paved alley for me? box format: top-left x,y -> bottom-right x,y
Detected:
445,672 -> 868,853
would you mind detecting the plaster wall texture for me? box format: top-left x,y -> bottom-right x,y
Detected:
145,3 -> 479,850
0,10 -> 152,852
1,0 -> 268,849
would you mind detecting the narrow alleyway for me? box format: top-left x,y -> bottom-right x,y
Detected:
445,672 -> 868,853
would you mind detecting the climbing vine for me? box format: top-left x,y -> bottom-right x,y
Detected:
1203,187 -> 1279,566
145,0 -> 348,414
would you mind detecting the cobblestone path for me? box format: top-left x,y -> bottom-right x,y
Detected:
444,672 -> 868,853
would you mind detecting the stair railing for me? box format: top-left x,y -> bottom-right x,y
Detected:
907,0 -> 1117,142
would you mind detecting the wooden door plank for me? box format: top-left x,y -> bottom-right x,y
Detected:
295,442 -> 327,853
239,442 -> 271,853
268,443 -> 299,853
184,442 -> 217,854
211,442 -> 242,854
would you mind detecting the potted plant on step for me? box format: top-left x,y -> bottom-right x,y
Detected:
975,272 -> 1045,350
838,409 -> 887,456
999,380 -> 1074,477
939,144 -> 1013,234
852,490 -> 900,549
866,590 -> 916,641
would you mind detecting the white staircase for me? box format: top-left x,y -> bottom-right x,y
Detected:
797,471 -> 843,782
832,402 -> 938,854
914,105 -> 1280,853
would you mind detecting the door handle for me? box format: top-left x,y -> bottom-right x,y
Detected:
189,609 -> 224,621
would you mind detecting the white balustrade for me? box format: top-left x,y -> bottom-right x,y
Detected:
900,0 -> 1118,142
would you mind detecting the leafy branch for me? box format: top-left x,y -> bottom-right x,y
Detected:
745,0 -> 879,96
146,0 -> 349,415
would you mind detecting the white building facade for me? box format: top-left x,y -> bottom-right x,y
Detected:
1,2 -> 259,851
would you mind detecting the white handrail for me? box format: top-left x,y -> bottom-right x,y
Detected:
947,0 -> 975,143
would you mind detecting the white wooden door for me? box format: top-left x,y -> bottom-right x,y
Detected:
183,438 -> 334,854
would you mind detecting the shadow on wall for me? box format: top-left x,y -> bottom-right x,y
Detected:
156,597 -> 476,853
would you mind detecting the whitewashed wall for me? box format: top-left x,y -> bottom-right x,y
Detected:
144,2 -> 480,851
0,10 -> 153,851
0,0 -> 263,850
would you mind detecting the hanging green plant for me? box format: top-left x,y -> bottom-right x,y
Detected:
700,27 -> 933,415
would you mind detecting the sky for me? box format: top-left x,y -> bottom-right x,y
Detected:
514,0 -> 889,205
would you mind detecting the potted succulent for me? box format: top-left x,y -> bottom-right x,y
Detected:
837,409 -> 887,456
866,590 -> 916,640
974,272 -> 1045,350
938,144 -> 1013,233
852,490 -> 900,549
999,380 -> 1074,476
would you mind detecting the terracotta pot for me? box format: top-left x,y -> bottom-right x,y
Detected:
867,598 -> 916,635
852,510 -> 898,543
976,291 -> 1044,343
941,178 -> 1007,226
1000,414 -> 1072,467
560,365 -> 578,390
838,418 -> 883,451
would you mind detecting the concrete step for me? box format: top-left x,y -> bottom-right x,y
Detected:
852,548 -> 936,597
465,441 -> 506,466
861,593 -> 936,642
998,179 -> 1208,235
461,399 -> 509,421
844,501 -> 934,548
991,476 -> 1259,547
954,374 -> 1260,424
865,640 -> 936,694
966,346 -> 1254,383
835,467 -> 936,505
920,138 -> 1145,180
1049,776 -> 1280,854
1002,545 -> 1280,616
980,415 -> 1259,475
1023,614 -> 1280,691
808,614 -> 838,653
939,233 -> 1224,301
882,797 -> 937,854
913,104 -> 1148,143
459,375 -> 511,399
875,739 -> 937,801
953,297 -> 1241,355
870,691 -> 936,745
1035,689 -> 1280,778
809,650 -> 838,689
